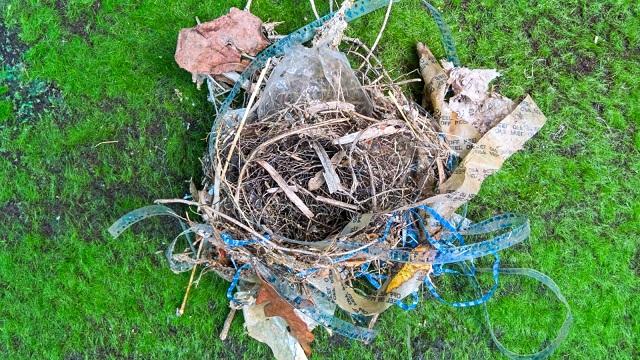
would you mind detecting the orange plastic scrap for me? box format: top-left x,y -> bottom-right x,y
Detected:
174,8 -> 269,80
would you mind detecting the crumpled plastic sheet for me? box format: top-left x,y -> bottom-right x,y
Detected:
256,45 -> 373,119
244,304 -> 308,360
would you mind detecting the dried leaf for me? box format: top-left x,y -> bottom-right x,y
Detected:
175,8 -> 269,82
256,282 -> 315,356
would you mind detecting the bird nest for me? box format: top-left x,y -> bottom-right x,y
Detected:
109,4 -> 563,358
202,40 -> 449,257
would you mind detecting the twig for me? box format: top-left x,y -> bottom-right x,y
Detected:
221,58 -> 272,180
257,160 -> 315,219
154,198 -> 321,256
365,0 -> 393,62
359,187 -> 410,204
93,140 -> 118,148
315,196 -> 359,211
364,153 -> 377,210
368,313 -> 380,329
176,237 -> 206,316
234,118 -> 349,203
389,93 -> 423,141
219,307 -> 236,341
244,0 -> 252,11
436,157 -> 446,186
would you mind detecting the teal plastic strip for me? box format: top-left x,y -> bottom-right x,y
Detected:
422,1 -> 461,66
109,205 -> 196,271
478,268 -> 573,360
108,205 -> 181,238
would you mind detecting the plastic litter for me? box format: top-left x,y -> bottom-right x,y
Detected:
257,45 -> 373,118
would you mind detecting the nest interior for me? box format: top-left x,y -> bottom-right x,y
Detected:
205,42 -> 450,244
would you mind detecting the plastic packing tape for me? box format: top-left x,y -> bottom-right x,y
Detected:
422,1 -> 461,66
110,204 -> 571,358
108,205 -> 197,273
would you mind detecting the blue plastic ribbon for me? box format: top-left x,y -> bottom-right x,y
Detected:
424,254 -> 501,308
226,263 -> 252,305
356,262 -> 387,290
395,291 -> 420,311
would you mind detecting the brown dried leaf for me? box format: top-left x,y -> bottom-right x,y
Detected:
256,282 -> 315,356
175,8 -> 269,80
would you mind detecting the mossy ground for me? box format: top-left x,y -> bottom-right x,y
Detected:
1,0 -> 639,358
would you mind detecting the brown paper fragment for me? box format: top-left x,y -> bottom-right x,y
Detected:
418,43 -> 518,159
256,282 -> 315,356
446,67 -> 516,148
417,42 -> 447,117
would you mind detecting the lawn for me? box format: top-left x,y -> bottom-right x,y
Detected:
1,0 -> 638,358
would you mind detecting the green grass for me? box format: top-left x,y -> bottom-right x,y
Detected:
1,0 -> 639,358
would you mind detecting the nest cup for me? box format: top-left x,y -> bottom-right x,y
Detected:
205,42 -> 450,245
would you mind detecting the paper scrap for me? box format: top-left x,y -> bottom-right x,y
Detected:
244,303 -> 309,360
418,42 -> 517,159
424,95 -> 546,218
256,282 -> 315,356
